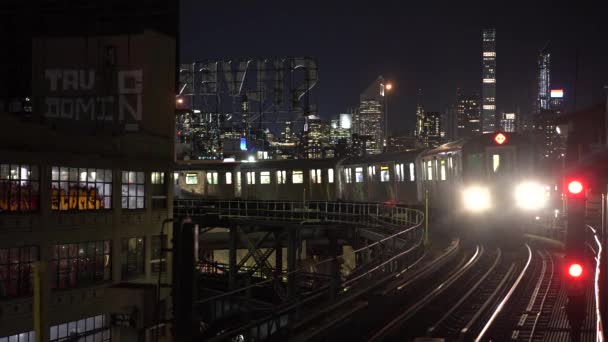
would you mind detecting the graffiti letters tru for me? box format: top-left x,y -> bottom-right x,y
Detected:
43,69 -> 142,131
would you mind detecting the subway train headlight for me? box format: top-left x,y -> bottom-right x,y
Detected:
462,186 -> 491,212
514,181 -> 546,210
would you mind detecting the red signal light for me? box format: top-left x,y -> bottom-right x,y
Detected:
567,180 -> 583,195
494,133 -> 506,145
568,263 -> 583,277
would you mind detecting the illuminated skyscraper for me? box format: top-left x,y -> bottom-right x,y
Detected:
421,111 -> 441,148
537,47 -> 551,113
414,89 -> 425,140
500,112 -> 516,132
354,76 -> 385,154
482,28 -> 497,133
456,94 -> 481,139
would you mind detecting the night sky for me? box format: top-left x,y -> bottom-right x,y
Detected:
180,1 -> 607,135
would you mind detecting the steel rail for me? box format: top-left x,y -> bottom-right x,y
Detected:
474,243 -> 532,342
527,250 -> 554,341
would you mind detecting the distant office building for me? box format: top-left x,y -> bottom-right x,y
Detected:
482,28 -> 497,133
537,48 -> 551,113
421,111 -> 442,148
354,76 -> 385,154
534,109 -> 560,161
389,134 -> 419,151
330,113 -> 352,157
303,115 -> 330,159
414,89 -> 425,140
550,89 -> 565,116
500,112 -> 517,133
456,94 -> 481,139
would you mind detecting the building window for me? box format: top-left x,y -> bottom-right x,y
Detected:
51,167 -> 111,211
121,237 -> 145,280
440,160 -> 447,181
292,170 -> 303,184
206,171 -> 218,185
0,164 -> 39,212
426,161 -> 433,181
260,171 -> 271,184
122,171 -> 145,209
151,235 -> 167,273
409,163 -> 415,182
344,168 -> 352,184
0,246 -> 38,298
50,314 -> 111,342
51,241 -> 111,289
310,169 -> 322,184
0,332 -> 35,342
380,166 -> 390,182
328,169 -> 334,183
225,172 -> 232,185
151,172 -> 167,209
276,170 -> 287,184
355,167 -> 364,183
185,173 -> 198,185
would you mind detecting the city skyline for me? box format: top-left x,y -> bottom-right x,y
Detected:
181,1 -> 608,133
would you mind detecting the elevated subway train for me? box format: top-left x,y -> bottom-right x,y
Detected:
175,132 -> 543,225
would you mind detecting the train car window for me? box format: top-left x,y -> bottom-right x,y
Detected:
426,161 -> 433,181
236,172 -> 242,196
380,166 -> 390,182
185,173 -> 198,185
440,160 -> 446,181
328,169 -> 334,183
467,153 -> 484,179
409,163 -> 415,182
277,170 -> 287,184
225,172 -> 232,185
260,171 -> 271,184
492,154 -> 500,173
310,169 -> 322,184
355,167 -> 364,183
344,168 -> 352,183
206,172 -> 218,185
448,156 -> 453,169
246,171 -> 256,185
292,170 -> 304,184
395,163 -> 404,182
367,165 -> 376,178
173,172 -> 179,185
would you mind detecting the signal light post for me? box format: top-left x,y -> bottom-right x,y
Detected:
565,179 -> 587,342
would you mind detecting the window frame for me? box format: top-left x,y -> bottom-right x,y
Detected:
292,170 -> 304,184
121,171 -> 145,209
50,167 -> 111,211
0,163 -> 40,213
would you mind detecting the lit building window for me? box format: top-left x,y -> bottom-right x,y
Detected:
310,169 -> 322,184
276,170 -> 287,184
121,237 -> 145,280
409,163 -> 415,182
0,163 -> 40,212
225,172 -> 232,185
185,173 -> 198,185
151,172 -> 167,209
344,168 -> 352,184
328,169 -> 334,183
0,246 -> 38,298
122,171 -> 145,209
260,171 -> 271,184
51,167 -> 111,211
355,167 -> 364,183
292,170 -> 304,184
246,171 -> 256,185
51,241 -> 111,289
380,166 -> 390,182
206,171 -> 218,185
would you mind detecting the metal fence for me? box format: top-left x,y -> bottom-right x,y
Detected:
174,199 -> 426,341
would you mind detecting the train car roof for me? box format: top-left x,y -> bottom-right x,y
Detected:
418,139 -> 468,157
174,158 -> 339,171
341,149 -> 423,165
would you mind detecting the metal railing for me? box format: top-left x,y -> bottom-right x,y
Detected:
174,199 -> 425,341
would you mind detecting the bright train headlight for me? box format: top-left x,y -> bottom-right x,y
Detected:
514,181 -> 546,210
462,186 -> 491,212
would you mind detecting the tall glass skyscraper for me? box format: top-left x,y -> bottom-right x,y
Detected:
537,48 -> 551,113
482,28 -> 497,133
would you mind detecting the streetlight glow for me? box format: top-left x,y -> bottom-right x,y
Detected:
385,83 -> 393,91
